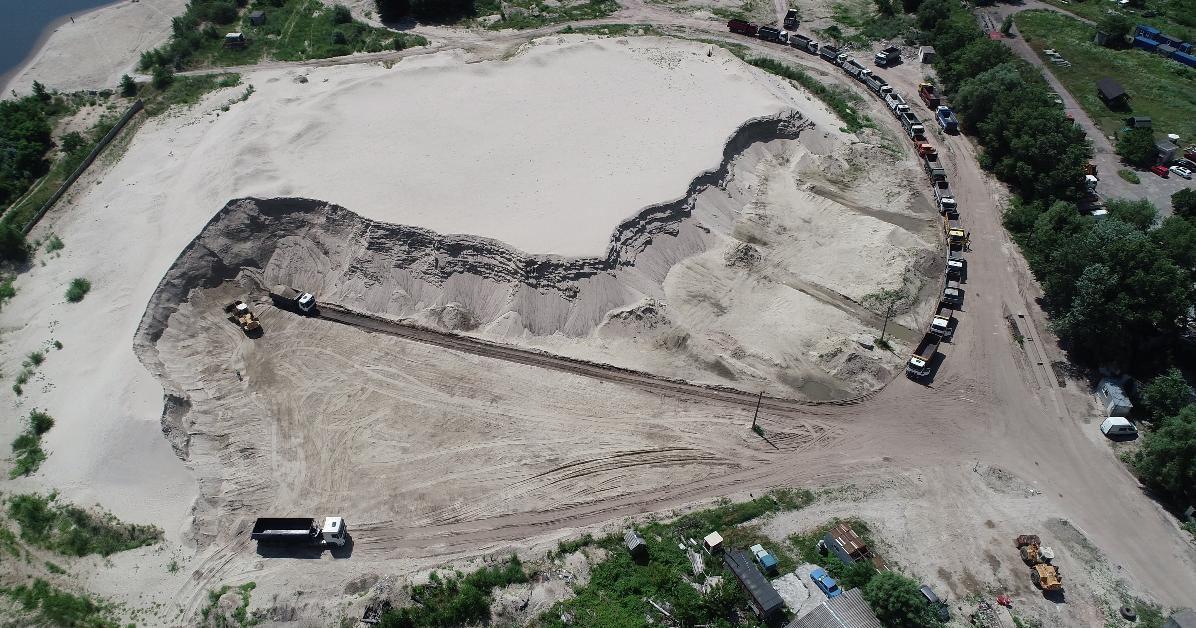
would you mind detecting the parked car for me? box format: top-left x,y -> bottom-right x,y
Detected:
1100,416 -> 1138,437
1171,165 -> 1193,179
810,568 -> 842,598
1151,164 -> 1170,178
919,585 -> 951,622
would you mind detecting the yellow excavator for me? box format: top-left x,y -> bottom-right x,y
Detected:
225,300 -> 261,334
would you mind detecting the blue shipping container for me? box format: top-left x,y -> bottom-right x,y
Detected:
1180,42 -> 1193,54
1136,24 -> 1161,38
1134,35 -> 1160,51
1172,51 -> 1196,68
1157,33 -> 1184,47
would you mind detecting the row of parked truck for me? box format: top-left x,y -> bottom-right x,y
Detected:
723,18 -> 969,382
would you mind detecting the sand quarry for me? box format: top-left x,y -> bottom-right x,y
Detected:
14,23 -> 1191,622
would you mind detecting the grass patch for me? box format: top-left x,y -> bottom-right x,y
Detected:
1117,168 -> 1141,183
10,409 -> 54,478
0,277 -> 14,311
0,579 -> 117,627
44,234 -> 63,253
7,493 -> 164,557
475,0 -> 620,29
562,23 -> 661,37
64,278 -> 90,303
44,560 -> 66,575
200,581 -> 256,627
825,0 -> 912,47
1038,0 -> 1196,44
534,490 -> 814,627
1015,10 -> 1196,141
380,555 -> 528,626
745,57 -> 870,132
141,73 -> 242,116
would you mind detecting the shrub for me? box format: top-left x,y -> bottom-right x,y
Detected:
44,234 -> 64,253
1118,168 -> 1140,184
65,278 -> 90,302
119,74 -> 137,97
863,571 -> 939,627
333,3 -> 353,23
151,65 -> 174,90
1117,127 -> 1158,168
8,493 -> 164,557
0,222 -> 30,262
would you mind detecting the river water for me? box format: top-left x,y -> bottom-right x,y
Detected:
0,0 -> 116,85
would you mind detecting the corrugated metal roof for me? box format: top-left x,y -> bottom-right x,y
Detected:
788,589 -> 883,628
724,550 -> 785,616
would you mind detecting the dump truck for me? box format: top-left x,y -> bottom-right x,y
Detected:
225,300 -> 261,334
884,91 -> 904,112
933,179 -> 954,207
942,280 -> 963,307
901,112 -> 926,139
757,26 -> 783,42
843,58 -> 868,79
1031,564 -> 1062,592
727,19 -> 758,35
915,142 -> 935,158
251,517 -> 348,547
939,195 -> 958,218
819,44 -> 841,63
947,252 -> 966,279
1014,534 -> 1040,548
874,46 -> 900,66
906,333 -> 940,379
862,73 -> 889,95
783,8 -> 799,28
935,106 -> 959,133
924,152 -> 946,180
944,218 -> 966,248
918,82 -> 940,108
789,33 -> 818,53
270,285 -> 316,314
930,304 -> 955,339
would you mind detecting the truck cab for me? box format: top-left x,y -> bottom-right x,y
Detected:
321,517 -> 348,546
930,305 -> 955,339
939,197 -> 958,219
784,9 -> 799,29
947,252 -> 966,279
942,280 -> 963,307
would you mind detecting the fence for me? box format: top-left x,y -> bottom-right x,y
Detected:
19,99 -> 144,234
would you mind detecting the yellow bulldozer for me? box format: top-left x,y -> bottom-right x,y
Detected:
1031,564 -> 1062,592
225,300 -> 261,335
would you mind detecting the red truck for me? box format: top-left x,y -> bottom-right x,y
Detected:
918,82 -> 940,109
728,19 -> 758,36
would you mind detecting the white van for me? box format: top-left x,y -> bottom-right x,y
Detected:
1100,417 -> 1137,438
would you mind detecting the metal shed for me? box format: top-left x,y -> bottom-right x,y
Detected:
724,550 -> 785,619
624,530 -> 646,558
787,588 -> 883,628
1096,378 -> 1133,416
919,46 -> 936,63
1097,78 -> 1128,104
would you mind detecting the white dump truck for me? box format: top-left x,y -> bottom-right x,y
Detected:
270,285 -> 316,314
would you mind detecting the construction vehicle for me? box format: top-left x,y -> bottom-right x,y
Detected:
944,218 -> 966,248
1084,174 -> 1099,200
862,73 -> 890,96
884,91 -> 905,112
843,58 -> 868,79
935,106 -> 959,133
270,285 -> 316,314
930,304 -> 955,339
1031,564 -> 1063,591
915,142 -> 935,158
783,8 -> 799,29
918,82 -> 941,108
874,46 -> 900,67
942,280 -> 964,307
924,152 -> 946,181
1014,534 -> 1040,548
933,179 -> 954,208
251,516 -> 348,547
900,111 -> 926,139
727,19 -> 758,36
947,252 -> 966,279
939,195 -> 958,218
818,44 -> 841,63
757,25 -> 783,42
789,33 -> 818,53
906,333 -> 940,379
225,300 -> 261,334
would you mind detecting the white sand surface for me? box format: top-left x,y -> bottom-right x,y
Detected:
3,0 -> 187,95
224,37 -> 795,256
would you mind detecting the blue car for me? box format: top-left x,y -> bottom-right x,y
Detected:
810,567 -> 842,598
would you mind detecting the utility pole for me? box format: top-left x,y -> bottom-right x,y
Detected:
752,391 -> 763,430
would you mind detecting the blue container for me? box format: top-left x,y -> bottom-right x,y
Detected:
1172,51 -> 1196,68
1134,35 -> 1160,51
1180,42 -> 1193,54
1136,24 -> 1161,38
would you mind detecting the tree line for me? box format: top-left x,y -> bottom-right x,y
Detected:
374,0 -> 478,23
912,0 -> 1194,517
0,83 -> 63,261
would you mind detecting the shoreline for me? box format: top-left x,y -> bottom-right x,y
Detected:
2,0 -> 140,95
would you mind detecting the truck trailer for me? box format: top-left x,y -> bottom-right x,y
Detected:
906,333 -> 940,379
918,82 -> 940,108
251,517 -> 348,547
874,46 -> 900,67
942,280 -> 964,307
757,26 -> 783,42
727,19 -> 758,36
924,153 -> 946,181
818,44 -> 841,63
789,34 -> 819,54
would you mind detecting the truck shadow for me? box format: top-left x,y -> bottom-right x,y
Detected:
254,535 -> 354,559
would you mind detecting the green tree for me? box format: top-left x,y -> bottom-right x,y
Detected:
1173,188 -> 1196,219
59,131 -> 86,156
1097,13 -> 1132,46
1117,127 -> 1157,168
119,73 -> 137,97
333,4 -> 353,23
1000,14 -> 1014,36
1133,406 -> 1196,503
875,0 -> 896,17
151,65 -> 174,90
0,222 -> 30,262
1152,215 -> 1196,274
900,0 -> 923,13
863,571 -> 938,627
1141,368 -> 1192,421
1105,198 -> 1158,231
838,559 -> 878,590
31,81 -> 49,102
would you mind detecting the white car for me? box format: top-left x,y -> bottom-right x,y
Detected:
1171,165 -> 1193,179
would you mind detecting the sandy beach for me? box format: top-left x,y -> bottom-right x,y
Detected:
2,0 -> 185,95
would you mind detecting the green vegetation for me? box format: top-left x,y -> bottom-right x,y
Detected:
1141,368 -> 1193,421
140,0 -> 424,74
44,234 -> 63,253
1133,405 -> 1196,505
200,581 -> 256,627
7,492 -> 164,557
1039,0 -> 1196,44
1118,127 -> 1159,168
10,409 -> 54,478
863,571 -> 939,627
0,86 -> 56,213
821,0 -> 913,47
746,57 -> 870,132
0,579 -> 117,627
44,560 -> 66,574
65,277 -> 91,303
562,23 -> 661,37
141,73 -> 243,116
1117,168 -> 1141,183
479,0 -> 619,29
378,556 -> 527,627
1015,10 -> 1196,142
0,277 -> 15,310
